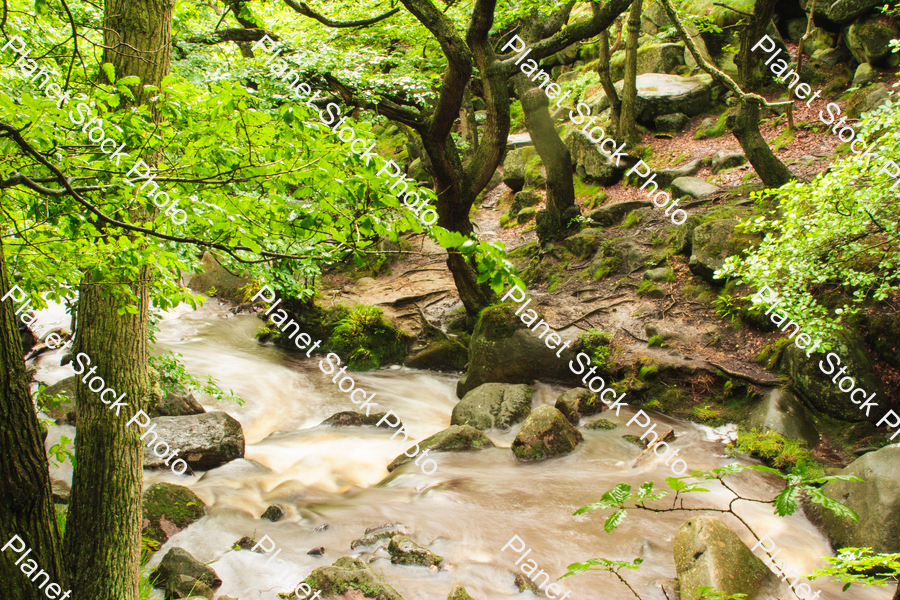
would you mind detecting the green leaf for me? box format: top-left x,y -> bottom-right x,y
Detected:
118,75 -> 141,86
804,486 -> 859,522
605,508 -> 627,532
773,486 -> 801,517
102,63 -> 116,84
843,583 -> 852,592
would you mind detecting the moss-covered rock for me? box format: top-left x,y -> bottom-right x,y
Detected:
151,386 -> 206,418
387,535 -> 443,567
39,376 -> 76,423
516,206 -> 537,224
404,338 -> 468,371
186,251 -> 252,303
555,388 -> 605,424
328,305 -> 411,371
165,575 -> 214,599
844,14 -> 900,64
451,384 -> 534,431
674,516 -> 789,600
510,190 -> 542,218
320,411 -> 398,428
446,584 -> 475,600
387,424 -> 495,471
585,418 -> 617,430
503,150 -> 526,192
142,483 -> 206,545
688,219 -> 738,283
151,547 -> 222,591
780,329 -> 884,423
524,155 -> 546,190
261,504 -> 285,522
587,200 -> 652,228
846,83 -> 890,118
511,405 -> 583,461
564,128 -> 622,186
297,557 -> 405,600
828,0 -> 890,22
748,389 -> 819,448
562,228 -> 605,258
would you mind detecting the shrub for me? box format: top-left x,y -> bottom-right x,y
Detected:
579,329 -> 616,370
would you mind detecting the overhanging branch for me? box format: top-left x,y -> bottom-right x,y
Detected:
283,0 -> 400,28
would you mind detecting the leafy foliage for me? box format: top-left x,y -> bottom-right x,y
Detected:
328,305 -> 408,370
733,428 -> 818,471
150,351 -> 243,406
808,547 -> 900,592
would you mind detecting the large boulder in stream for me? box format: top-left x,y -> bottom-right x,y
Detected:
674,516 -> 790,600
451,383 -> 534,431
143,411 -> 245,471
39,376 -> 76,423
748,389 -> 819,449
511,405 -> 583,461
404,338 -> 468,371
151,547 -> 222,593
555,388 -> 605,424
387,424 -> 495,471
585,74 -> 711,123
457,304 -> 578,397
142,483 -> 207,544
186,251 -> 253,303
297,556 -> 404,600
780,329 -> 884,423
808,445 -> 900,553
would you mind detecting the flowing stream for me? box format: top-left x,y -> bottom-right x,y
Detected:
33,299 -> 891,600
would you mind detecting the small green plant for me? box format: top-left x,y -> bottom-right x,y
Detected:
696,587 -> 747,600
638,364 -> 658,379
636,280 -> 662,297
579,330 -> 616,370
47,435 -> 76,468
647,335 -> 665,348
694,110 -> 729,140
150,351 -> 244,406
622,210 -> 640,228
808,547 -> 900,596
692,404 -> 720,422
206,286 -> 217,297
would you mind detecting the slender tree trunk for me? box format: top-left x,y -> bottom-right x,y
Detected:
459,82 -> 479,160
514,73 -> 578,243
598,28 -> 621,125
730,97 -> 793,187
737,0 -> 778,89
618,0 -> 642,143
64,0 -> 173,598
0,232 -> 69,599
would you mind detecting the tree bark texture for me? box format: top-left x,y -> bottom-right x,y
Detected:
618,0 -> 642,144
598,28 -> 621,124
64,0 -> 173,598
0,232 -> 69,599
737,0 -> 778,89
730,97 -> 793,187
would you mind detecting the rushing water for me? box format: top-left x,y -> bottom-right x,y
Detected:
33,299 -> 890,600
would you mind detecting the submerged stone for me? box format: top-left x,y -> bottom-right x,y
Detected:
387,424 -> 495,471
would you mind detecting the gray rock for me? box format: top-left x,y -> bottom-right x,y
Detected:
844,15 -> 900,65
319,411 -> 399,428
51,478 -> 70,504
829,0 -> 889,23
451,383 -> 534,431
654,158 -> 705,188
654,112 -> 690,133
644,267 -> 674,282
748,389 -> 819,449
590,240 -> 649,275
388,535 -> 443,567
151,387 -> 206,418
506,133 -> 533,150
711,151 -> 746,174
812,47 -> 849,67
563,228 -> 606,258
142,411 -> 245,472
846,83 -> 890,118
688,219 -> 738,282
587,74 -> 711,123
781,329 -> 884,423
812,445 -> 900,553
261,504 -> 284,522
165,575 -> 213,599
510,190 -> 542,218
674,517 -> 790,600
642,0 -> 673,35
588,200 -> 653,227
555,388 -> 605,424
151,547 -> 222,591
609,43 -> 686,80
672,177 -> 720,199
387,424 -> 495,471
853,62 -> 877,87
511,405 -> 583,461
503,150 -> 526,192
674,215 -> 703,255
565,128 -> 623,186
293,556 -> 404,600
142,483 -> 207,545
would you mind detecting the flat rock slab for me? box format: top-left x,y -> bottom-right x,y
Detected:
672,177 -> 720,199
506,133 -> 533,149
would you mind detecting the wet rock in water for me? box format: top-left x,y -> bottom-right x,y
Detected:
299,556 -> 405,600
404,339 -> 468,372
387,424 -> 495,471
143,411 -> 245,472
780,329 -> 883,423
810,445 -> 900,553
315,523 -> 331,532
352,524 -> 407,549
151,547 -> 222,592
261,504 -> 285,522
142,483 -> 206,545
555,388 -> 605,424
514,572 -> 540,593
447,584 -> 475,600
748,389 -> 819,448
308,546 -> 326,556
388,535 -> 443,567
585,418 -> 617,430
39,376 -> 76,424
320,411 -> 400,429
511,405 -> 583,461
165,574 -> 214,599
622,434 -> 645,447
234,536 -> 263,552
674,516 -> 789,600
151,386 -> 206,417
688,219 -> 738,283
451,383 -> 534,431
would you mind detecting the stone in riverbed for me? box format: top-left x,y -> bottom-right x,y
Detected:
451,383 -> 534,431
296,557 -> 404,600
511,405 -> 583,461
142,483 -> 206,545
142,411 -> 245,472
261,504 -> 284,522
151,547 -> 222,591
165,575 -> 213,599
319,411 -> 399,429
748,389 -> 819,449
555,388 -> 605,424
447,584 -> 475,600
388,535 -> 443,567
150,386 -> 206,417
387,424 -> 495,471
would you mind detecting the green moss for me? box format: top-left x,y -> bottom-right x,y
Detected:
579,329 -> 616,370
586,418 -> 617,430
142,483 -> 206,545
692,404 -> 720,421
647,335 -> 666,348
733,428 -> 822,475
477,303 -> 527,340
328,305 -> 410,370
255,326 -> 275,342
755,337 -> 791,370
636,280 -> 664,297
694,109 -> 730,140
622,210 -> 640,228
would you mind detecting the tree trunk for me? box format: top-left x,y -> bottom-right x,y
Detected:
730,97 -> 793,187
0,232 -> 69,599
737,0 -> 778,89
64,0 -> 173,598
598,28 -> 621,125
514,74 -> 578,243
618,0 -> 642,143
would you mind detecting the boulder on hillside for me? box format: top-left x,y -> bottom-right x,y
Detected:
563,228 -> 606,258
142,483 -> 207,544
674,215 -> 703,255
151,387 -> 206,418
672,177 -> 720,199
780,329 -> 884,423
853,62 -> 877,87
586,74 -> 711,123
609,43 -> 685,80
143,411 -> 245,472
801,27 -> 836,55
388,424 -> 495,471
846,83 -> 890,118
451,383 -> 534,431
186,251 -> 252,303
587,200 -> 653,227
503,150 -> 526,192
654,112 -> 690,133
511,405 -> 583,461
688,219 -> 738,282
457,304 -> 579,396
298,556 -> 404,600
320,411 -> 397,428
711,151 -> 746,174
151,547 -> 222,592
510,190 -> 542,218
590,240 -> 650,277
654,158 -> 705,189
810,445 -> 900,553
555,388 -> 605,424
642,0 -> 673,34
844,15 -> 900,65
404,338 -> 468,372
564,128 -> 623,186
829,0 -> 892,23
748,389 -> 819,449
674,516 -> 790,600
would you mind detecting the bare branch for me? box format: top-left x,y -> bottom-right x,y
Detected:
283,0 -> 400,28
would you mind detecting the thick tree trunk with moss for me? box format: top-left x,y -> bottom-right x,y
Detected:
514,74 -> 578,243
729,97 -> 793,187
618,0 -> 642,143
0,233 -> 69,599
63,0 -> 173,598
